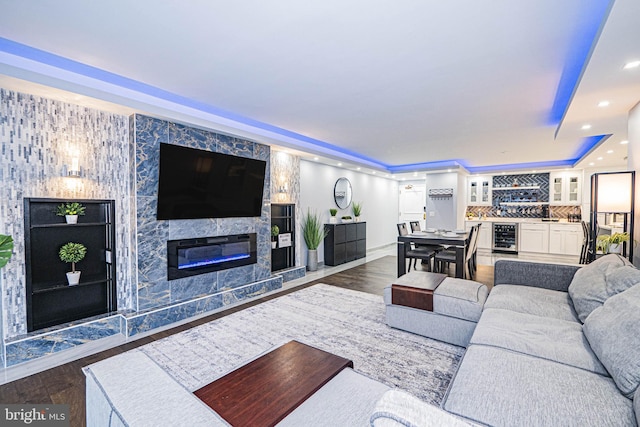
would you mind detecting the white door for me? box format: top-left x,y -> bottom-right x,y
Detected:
399,185 -> 426,230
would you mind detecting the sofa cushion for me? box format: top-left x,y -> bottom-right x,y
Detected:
635,387 -> 640,426
484,285 -> 579,322
470,308 -> 607,374
583,283 -> 640,398
370,389 -> 471,427
84,350 -> 227,426
278,368 -> 389,426
433,278 -> 488,322
568,254 -> 633,322
443,345 -> 636,427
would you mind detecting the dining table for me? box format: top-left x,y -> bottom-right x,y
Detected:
397,229 -> 471,278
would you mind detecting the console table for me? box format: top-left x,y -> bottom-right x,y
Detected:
194,340 -> 353,427
324,222 -> 366,266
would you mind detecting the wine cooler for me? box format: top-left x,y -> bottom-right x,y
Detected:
492,223 -> 518,253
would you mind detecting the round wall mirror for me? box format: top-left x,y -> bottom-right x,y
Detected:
334,178 -> 353,209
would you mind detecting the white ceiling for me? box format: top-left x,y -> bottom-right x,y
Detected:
0,0 -> 638,175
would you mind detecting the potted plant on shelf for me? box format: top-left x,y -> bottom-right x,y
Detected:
56,202 -> 86,224
608,232 -> 630,254
59,242 -> 87,285
341,215 -> 353,223
329,208 -> 338,224
352,202 -> 362,222
596,235 -> 610,254
271,225 -> 280,249
301,209 -> 328,271
0,234 -> 13,270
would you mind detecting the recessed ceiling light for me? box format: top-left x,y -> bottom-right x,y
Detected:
391,175 -> 396,179
501,172 -> 506,175
385,174 -> 389,178
607,150 -> 614,154
623,60 -> 640,69
413,172 -> 418,177
447,169 -> 452,173
313,157 -> 319,161
532,170 -> 536,173
356,167 -> 361,171
597,157 -> 603,160
598,101 -> 610,107
589,162 -> 595,166
620,140 -> 629,145
581,124 -> 592,130
337,163 -> 342,167
372,171 -> 376,175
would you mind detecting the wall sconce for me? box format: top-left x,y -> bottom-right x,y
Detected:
68,157 -> 80,177
278,184 -> 288,194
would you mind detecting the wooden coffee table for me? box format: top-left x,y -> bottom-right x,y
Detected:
194,340 -> 353,427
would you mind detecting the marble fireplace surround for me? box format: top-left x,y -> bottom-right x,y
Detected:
0,99 -> 304,369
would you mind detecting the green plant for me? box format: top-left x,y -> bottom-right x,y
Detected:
341,215 -> 352,220
596,235 -> 610,253
329,208 -> 338,217
352,202 -> 362,217
56,202 -> 86,216
609,232 -> 630,244
271,225 -> 280,239
0,234 -> 13,269
58,242 -> 87,272
301,209 -> 328,250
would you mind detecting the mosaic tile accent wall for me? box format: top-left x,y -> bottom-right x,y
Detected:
270,151 -> 302,267
0,89 -> 133,339
132,114 -> 275,312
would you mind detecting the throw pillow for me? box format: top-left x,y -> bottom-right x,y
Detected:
568,254 -> 633,322
583,283 -> 640,398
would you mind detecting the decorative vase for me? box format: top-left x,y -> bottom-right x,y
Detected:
608,243 -> 622,254
355,216 -> 361,222
65,215 -> 78,224
329,216 -> 337,224
271,241 -> 277,249
307,249 -> 318,271
66,271 -> 81,285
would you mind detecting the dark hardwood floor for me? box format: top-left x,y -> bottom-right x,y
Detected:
0,255 -> 493,426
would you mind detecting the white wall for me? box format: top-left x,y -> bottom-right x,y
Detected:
299,160 -> 399,263
425,172 -> 461,230
628,101 -> 640,267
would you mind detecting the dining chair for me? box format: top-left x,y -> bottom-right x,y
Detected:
579,221 -> 592,264
435,225 -> 479,279
409,221 -> 421,232
397,223 -> 436,272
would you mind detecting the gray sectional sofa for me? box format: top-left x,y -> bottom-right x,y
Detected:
441,254 -> 640,426
85,254 -> 640,426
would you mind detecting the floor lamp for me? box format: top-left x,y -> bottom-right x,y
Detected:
589,171 -> 635,262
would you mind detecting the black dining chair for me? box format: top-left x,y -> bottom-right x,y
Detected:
580,221 -> 592,264
435,224 -> 479,279
409,221 -> 421,232
397,223 -> 437,272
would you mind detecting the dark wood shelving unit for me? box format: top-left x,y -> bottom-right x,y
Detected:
24,198 -> 117,332
324,222 -> 366,266
271,204 -> 296,272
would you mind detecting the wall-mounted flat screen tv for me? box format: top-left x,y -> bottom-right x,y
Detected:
156,143 -> 266,220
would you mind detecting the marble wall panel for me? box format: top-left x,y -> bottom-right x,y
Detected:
0,89 -> 132,339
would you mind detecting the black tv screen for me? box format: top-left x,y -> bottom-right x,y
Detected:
156,143 -> 266,220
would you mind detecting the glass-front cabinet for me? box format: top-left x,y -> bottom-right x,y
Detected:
468,176 -> 491,205
549,171 -> 581,205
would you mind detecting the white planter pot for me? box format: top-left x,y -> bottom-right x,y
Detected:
65,215 -> 78,224
329,217 -> 337,224
355,216 -> 361,222
608,243 -> 622,254
66,271 -> 81,285
307,249 -> 318,271
271,241 -> 277,249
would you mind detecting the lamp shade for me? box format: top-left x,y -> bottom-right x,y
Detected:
596,172 -> 633,212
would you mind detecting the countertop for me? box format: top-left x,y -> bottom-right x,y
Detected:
465,217 -> 582,225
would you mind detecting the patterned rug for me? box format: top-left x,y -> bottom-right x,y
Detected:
139,284 -> 464,405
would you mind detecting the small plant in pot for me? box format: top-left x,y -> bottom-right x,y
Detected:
608,232 -> 630,254
352,202 -> 362,221
59,242 -> 87,285
329,208 -> 338,224
271,225 -> 280,249
56,202 -> 86,224
302,209 -> 328,271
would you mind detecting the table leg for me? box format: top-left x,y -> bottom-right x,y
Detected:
455,246 -> 466,279
397,241 -> 406,277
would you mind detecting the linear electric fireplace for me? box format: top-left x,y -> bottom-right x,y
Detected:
167,233 -> 257,280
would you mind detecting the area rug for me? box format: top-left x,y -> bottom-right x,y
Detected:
139,284 -> 464,405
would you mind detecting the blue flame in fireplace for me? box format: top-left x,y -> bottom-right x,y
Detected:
178,253 -> 251,269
